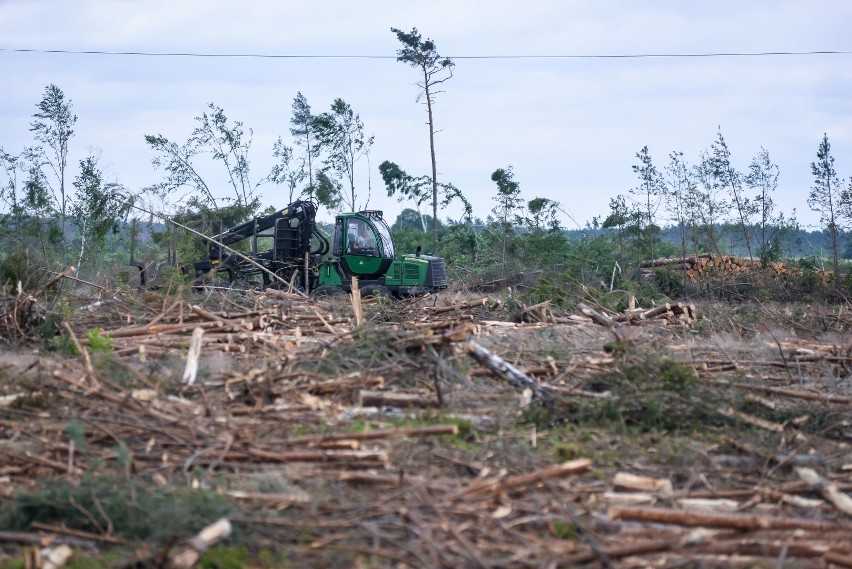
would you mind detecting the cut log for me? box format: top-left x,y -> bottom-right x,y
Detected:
465,340 -> 551,400
796,467 -> 852,517
461,458 -> 592,498
359,389 -> 439,408
182,327 -> 205,385
610,506 -> 842,531
168,518 -> 232,568
351,277 -> 363,326
576,303 -> 615,327
613,472 -> 673,496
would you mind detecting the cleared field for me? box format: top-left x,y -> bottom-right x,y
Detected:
1,286 -> 852,567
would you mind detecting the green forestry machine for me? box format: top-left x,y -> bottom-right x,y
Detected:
191,198 -> 448,298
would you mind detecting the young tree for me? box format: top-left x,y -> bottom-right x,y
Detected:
29,84 -> 77,250
664,151 -> 694,263
0,149 -> 22,245
526,197 -> 561,234
268,137 -> 305,203
145,103 -> 262,238
391,27 -> 455,253
70,156 -> 131,274
630,146 -> 665,260
693,150 -> 730,256
491,166 -> 523,266
745,147 -> 786,263
602,194 -> 632,267
189,103 -> 257,211
708,129 -> 755,260
290,92 -> 319,197
314,169 -> 342,211
379,160 -> 432,231
808,133 -> 844,273
439,181 -> 472,225
144,133 -> 216,207
312,98 -> 374,212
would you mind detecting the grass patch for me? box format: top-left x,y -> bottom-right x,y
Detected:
86,327 -> 113,353
525,343 -> 728,434
0,471 -> 236,547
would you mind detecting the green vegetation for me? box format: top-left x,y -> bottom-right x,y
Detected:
86,327 -> 112,353
0,472 -> 235,546
1,78 -> 851,309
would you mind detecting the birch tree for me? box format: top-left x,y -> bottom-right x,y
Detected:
29,84 -> 77,252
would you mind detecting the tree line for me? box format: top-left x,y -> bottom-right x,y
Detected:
1,27 -> 850,295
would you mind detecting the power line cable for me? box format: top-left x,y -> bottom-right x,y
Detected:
1,47 -> 850,59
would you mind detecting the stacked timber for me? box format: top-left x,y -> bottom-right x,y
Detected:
576,301 -> 697,327
638,254 -> 831,284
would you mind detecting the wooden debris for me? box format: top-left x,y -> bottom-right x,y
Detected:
460,458 -> 592,499
359,389 -> 440,409
41,544 -> 73,569
613,472 -> 673,496
0,266 -> 76,341
351,276 -> 363,326
718,406 -> 785,432
3,287 -> 852,567
182,327 -> 204,385
465,340 -> 551,400
573,301 -> 697,327
638,252 -> 836,285
576,302 -> 614,327
797,467 -> 852,517
167,518 -> 232,569
610,506 -> 845,531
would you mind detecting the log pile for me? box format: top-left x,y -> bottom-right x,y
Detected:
639,253 -> 834,284
575,301 -> 698,327
101,300 -> 349,358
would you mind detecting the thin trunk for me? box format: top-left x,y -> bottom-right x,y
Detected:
646,189 -> 654,259
424,68 -> 438,254
306,132 -> 314,196
76,219 -> 87,278
39,219 -> 49,267
130,218 -> 138,261
761,182 -> 769,254
60,160 -> 67,256
829,184 -> 839,274
732,190 -> 753,260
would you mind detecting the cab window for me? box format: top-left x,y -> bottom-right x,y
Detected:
332,218 -> 344,256
347,219 -> 379,256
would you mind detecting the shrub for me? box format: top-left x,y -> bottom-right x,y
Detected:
0,472 -> 235,546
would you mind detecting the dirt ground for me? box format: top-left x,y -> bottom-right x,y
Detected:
1,287 -> 852,568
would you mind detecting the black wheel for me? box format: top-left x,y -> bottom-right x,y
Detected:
360,285 -> 393,299
310,285 -> 347,300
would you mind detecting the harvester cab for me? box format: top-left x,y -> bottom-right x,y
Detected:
335,211 -> 395,278
311,209 -> 448,298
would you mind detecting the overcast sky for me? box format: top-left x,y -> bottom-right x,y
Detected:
1,0 -> 851,229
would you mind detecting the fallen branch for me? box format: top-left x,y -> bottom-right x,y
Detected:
359,389 -> 440,409
576,303 -> 615,327
460,458 -> 592,498
610,506 -> 845,531
796,467 -> 852,517
168,517 -> 232,569
465,340 -> 551,400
